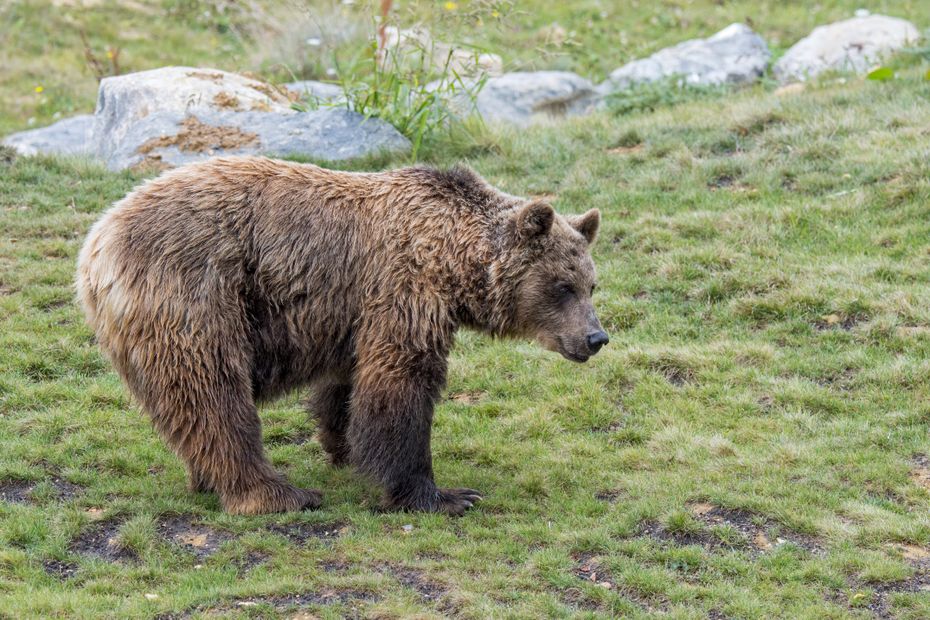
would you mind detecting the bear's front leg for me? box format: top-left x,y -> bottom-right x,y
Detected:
347,348 -> 482,515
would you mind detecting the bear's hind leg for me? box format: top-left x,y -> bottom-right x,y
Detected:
123,311 -> 322,515
305,379 -> 352,466
158,382 -> 322,515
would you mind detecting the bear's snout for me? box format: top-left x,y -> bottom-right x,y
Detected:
586,330 -> 609,355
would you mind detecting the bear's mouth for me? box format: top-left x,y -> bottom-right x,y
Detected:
554,336 -> 590,363
561,350 -> 590,363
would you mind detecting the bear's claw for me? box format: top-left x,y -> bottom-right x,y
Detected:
437,487 -> 483,516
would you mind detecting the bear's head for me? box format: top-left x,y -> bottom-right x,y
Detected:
499,201 -> 607,363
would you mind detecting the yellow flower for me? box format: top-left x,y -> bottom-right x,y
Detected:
443,1 -> 457,10
491,10 -> 500,17
34,85 -> 44,93
106,49 -> 114,59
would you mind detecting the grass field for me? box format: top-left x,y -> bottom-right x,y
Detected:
3,1 -> 930,618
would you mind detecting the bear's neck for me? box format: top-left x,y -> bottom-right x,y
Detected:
453,244 -> 519,338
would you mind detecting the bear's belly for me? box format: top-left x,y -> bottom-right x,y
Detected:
246,296 -> 356,402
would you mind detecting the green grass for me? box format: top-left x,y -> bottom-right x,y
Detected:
3,1 -> 930,618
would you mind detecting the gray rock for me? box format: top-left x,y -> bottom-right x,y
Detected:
2,115 -> 95,157
282,80 -> 347,105
472,71 -> 598,126
93,67 -> 296,159
104,108 -> 410,171
774,15 -> 920,83
600,24 -> 770,94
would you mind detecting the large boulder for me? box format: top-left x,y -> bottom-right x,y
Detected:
774,15 -> 920,83
2,114 -> 95,157
599,23 -> 770,94
93,67 -> 296,158
473,71 -> 598,126
104,108 -> 410,171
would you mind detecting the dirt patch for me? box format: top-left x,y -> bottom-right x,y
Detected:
889,543 -> 930,563
690,504 -> 820,553
234,550 -> 269,572
910,455 -> 930,492
814,313 -> 862,331
212,91 -> 242,110
639,504 -> 820,554
828,544 -> 930,619
572,552 -> 667,612
865,571 -> 930,618
267,520 -> 347,545
159,515 -> 233,559
0,480 -> 34,503
647,358 -> 695,386
595,489 -> 626,503
378,563 -> 447,601
137,116 -> 259,156
639,519 -> 719,549
0,477 -> 82,503
70,519 -> 136,562
320,559 -> 350,573
708,174 -> 736,189
43,559 -> 79,579
815,366 -> 857,390
449,390 -> 486,405
230,589 -> 379,610
573,553 -> 615,589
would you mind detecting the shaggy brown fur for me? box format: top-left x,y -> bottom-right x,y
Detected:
76,156 -> 606,515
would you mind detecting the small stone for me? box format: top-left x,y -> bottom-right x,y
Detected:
402,524 -> 414,532
144,593 -> 159,601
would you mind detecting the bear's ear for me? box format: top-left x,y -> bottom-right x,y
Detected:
568,209 -> 600,245
514,201 -> 555,241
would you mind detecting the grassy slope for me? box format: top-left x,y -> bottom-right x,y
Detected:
3,1 -> 930,619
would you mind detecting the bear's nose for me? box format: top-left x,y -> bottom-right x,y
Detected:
586,331 -> 609,353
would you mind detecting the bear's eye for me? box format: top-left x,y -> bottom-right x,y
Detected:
555,283 -> 575,298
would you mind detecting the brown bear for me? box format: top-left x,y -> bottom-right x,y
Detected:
76,156 -> 607,515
